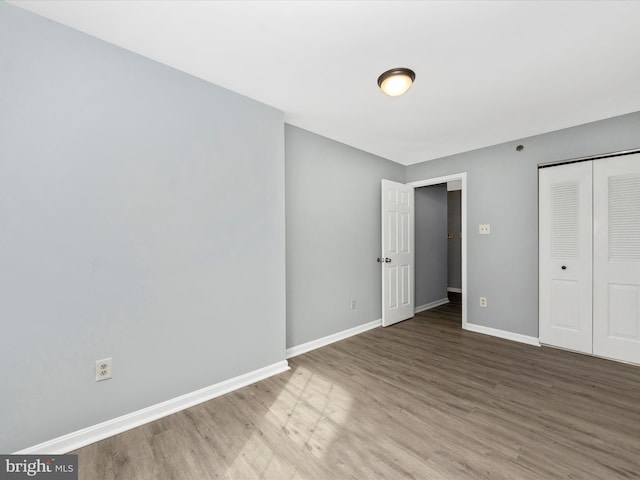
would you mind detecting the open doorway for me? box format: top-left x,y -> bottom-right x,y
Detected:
408,173 -> 467,329
447,181 -> 462,308
413,180 -> 461,312
414,183 -> 449,312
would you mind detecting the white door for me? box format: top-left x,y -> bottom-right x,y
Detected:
381,179 -> 415,327
539,162 -> 593,353
593,154 -> 640,364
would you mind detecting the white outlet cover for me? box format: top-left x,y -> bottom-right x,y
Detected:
96,358 -> 112,382
479,224 -> 491,234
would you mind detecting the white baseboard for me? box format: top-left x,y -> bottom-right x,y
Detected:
415,297 -> 449,314
447,287 -> 462,293
464,322 -> 540,347
15,360 -> 290,455
286,319 -> 381,359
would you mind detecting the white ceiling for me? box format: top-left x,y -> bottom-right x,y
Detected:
11,0 -> 640,165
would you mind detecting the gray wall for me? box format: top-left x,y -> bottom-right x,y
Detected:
447,190 -> 462,289
285,125 -> 404,348
407,111 -> 640,337
415,185 -> 448,307
0,3 -> 285,453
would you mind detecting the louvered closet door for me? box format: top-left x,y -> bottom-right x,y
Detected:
593,154 -> 640,364
539,162 -> 593,353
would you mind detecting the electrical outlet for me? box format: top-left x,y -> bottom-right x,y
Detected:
96,358 -> 112,382
350,298 -> 357,309
479,297 -> 488,308
479,224 -> 491,235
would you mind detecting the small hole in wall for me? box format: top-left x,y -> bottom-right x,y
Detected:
516,145 -> 524,151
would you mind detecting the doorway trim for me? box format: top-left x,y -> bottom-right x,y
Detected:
408,173 -> 467,330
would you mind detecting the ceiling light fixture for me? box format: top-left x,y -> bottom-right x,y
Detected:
377,67 -> 415,96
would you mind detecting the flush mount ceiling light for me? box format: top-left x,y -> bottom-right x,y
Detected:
377,67 -> 415,96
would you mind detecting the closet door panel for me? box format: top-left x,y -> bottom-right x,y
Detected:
593,153 -> 640,364
539,162 -> 593,353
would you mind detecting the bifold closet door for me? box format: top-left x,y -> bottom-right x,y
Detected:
539,161 -> 593,354
593,154 -> 640,364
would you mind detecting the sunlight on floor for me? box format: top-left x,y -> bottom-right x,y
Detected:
227,365 -> 353,478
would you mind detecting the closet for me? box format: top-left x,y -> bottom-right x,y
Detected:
539,152 -> 640,365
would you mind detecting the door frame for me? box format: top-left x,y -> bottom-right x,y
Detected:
408,173 -> 467,329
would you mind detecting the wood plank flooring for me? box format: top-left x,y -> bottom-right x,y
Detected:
74,295 -> 640,479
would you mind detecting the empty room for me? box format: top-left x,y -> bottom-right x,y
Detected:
2,1 -> 640,479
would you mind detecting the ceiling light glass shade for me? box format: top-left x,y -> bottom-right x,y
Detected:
377,68 -> 415,96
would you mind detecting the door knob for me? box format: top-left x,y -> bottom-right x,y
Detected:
385,257 -> 392,263
561,265 -> 567,270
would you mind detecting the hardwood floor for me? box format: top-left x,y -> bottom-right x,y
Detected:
74,295 -> 640,479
